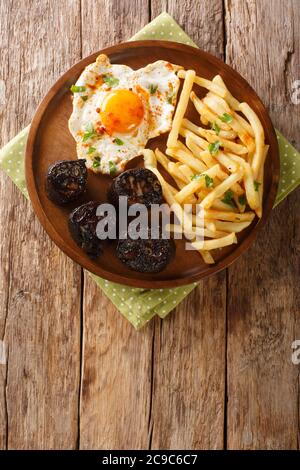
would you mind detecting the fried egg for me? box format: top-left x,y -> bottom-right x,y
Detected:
68,54 -> 181,175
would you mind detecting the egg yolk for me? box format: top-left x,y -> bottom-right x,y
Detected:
100,89 -> 144,135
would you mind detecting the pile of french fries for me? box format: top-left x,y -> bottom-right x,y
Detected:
143,69 -> 269,264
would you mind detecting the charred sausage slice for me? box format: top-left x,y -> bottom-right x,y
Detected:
69,201 -> 103,259
116,235 -> 175,273
46,159 -> 87,205
108,168 -> 163,208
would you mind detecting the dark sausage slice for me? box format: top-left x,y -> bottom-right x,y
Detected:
46,159 -> 87,205
116,235 -> 175,273
108,168 -> 163,208
69,201 -> 103,259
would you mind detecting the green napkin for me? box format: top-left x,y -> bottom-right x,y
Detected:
1,12 -> 299,329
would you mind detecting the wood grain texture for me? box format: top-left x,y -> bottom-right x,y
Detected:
150,273 -> 227,450
0,0 -> 299,450
79,0 -> 154,450
149,0 -> 227,450
151,0 -> 224,59
225,0 -> 300,449
0,0 -> 82,449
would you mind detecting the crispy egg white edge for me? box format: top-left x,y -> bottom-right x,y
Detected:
68,54 -> 182,175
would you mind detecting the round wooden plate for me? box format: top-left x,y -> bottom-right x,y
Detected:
25,40 -> 280,288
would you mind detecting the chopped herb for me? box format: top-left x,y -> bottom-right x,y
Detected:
208,140 -> 220,155
238,194 -> 246,206
82,132 -> 94,142
211,121 -> 221,135
103,75 -> 119,87
82,122 -> 97,142
109,161 -> 117,175
221,189 -> 236,208
81,95 -> 88,101
115,138 -> 124,145
92,156 -> 101,168
191,174 -> 214,188
149,84 -> 158,94
254,180 -> 261,191
220,112 -> 233,123
88,146 -> 96,154
70,85 -> 86,93
205,174 -> 214,188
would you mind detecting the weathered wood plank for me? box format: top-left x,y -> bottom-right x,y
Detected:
151,0 -> 224,59
0,0 -> 82,449
150,273 -> 227,450
149,0 -> 227,450
79,0 -> 153,450
225,0 -> 300,449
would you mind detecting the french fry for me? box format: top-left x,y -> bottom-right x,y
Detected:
142,148 -> 157,168
208,129 -> 238,140
204,94 -> 255,152
154,148 -> 171,172
211,199 -> 238,212
213,220 -> 253,232
180,127 -> 209,150
178,164 -> 195,181
199,250 -> 215,264
143,162 -> 192,229
167,69 -> 195,147
212,75 -> 241,111
255,144 -> 269,218
190,91 -> 231,130
168,163 -> 197,203
143,149 -> 178,195
233,112 -> 255,137
166,147 -> 207,174
200,115 -> 209,126
175,164 -> 219,204
200,169 -> 244,209
166,224 -> 228,239
192,232 -> 237,250
168,162 -> 186,183
182,118 -> 247,154
178,70 -> 227,98
204,210 -> 255,222
239,102 -> 265,178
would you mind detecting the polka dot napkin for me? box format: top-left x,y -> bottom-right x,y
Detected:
0,13 -> 299,329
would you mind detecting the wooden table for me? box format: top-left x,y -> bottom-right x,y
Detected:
0,0 -> 299,450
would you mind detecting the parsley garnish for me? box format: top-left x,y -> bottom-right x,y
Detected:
92,156 -> 101,168
103,75 -> 119,87
82,123 -> 97,142
88,146 -> 96,154
70,85 -> 86,93
220,112 -> 233,123
205,175 -> 214,188
81,95 -> 88,101
109,161 -> 117,175
254,180 -> 261,191
221,190 -> 236,208
149,84 -> 158,94
211,122 -> 220,135
115,138 -> 124,145
191,174 -> 214,188
208,140 -> 220,155
238,194 -> 246,206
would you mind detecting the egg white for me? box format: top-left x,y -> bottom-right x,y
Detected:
68,54 -> 181,175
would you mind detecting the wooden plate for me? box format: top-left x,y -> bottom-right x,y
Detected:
25,40 -> 280,288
